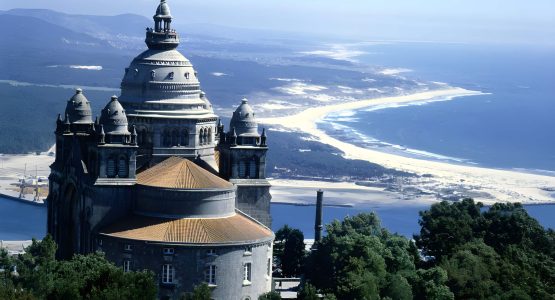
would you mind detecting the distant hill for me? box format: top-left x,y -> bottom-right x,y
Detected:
2,9 -> 149,50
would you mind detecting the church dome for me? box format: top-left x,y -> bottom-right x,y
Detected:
117,0 -> 217,123
119,49 -> 203,103
100,96 -> 130,135
155,0 -> 171,17
230,98 -> 259,137
65,88 -> 93,124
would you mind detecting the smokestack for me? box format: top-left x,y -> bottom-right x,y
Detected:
315,189 -> 324,242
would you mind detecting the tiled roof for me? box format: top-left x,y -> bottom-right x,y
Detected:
99,213 -> 273,244
214,149 -> 220,167
137,156 -> 232,189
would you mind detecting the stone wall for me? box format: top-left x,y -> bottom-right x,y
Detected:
99,236 -> 273,300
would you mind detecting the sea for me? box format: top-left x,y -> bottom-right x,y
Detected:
1,195 -> 554,241
1,43 -> 555,242
323,42 -> 555,172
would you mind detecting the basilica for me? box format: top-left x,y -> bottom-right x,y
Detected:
46,1 -> 274,299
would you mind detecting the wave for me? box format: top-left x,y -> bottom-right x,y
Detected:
378,68 -> 412,76
299,44 -> 366,62
319,92 -> 491,166
321,119 -> 473,165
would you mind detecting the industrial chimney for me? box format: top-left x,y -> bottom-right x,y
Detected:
314,189 -> 324,242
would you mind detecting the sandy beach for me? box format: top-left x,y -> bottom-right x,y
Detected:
261,88 -> 555,205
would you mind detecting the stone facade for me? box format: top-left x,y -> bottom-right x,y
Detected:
46,1 -> 274,299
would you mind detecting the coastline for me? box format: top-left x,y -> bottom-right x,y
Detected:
261,88 -> 555,205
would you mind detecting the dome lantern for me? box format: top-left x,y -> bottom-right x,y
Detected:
146,0 -> 179,50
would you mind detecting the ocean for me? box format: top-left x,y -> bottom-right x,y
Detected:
323,42 -> 555,172
1,195 -> 554,241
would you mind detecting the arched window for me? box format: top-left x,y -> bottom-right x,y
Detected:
118,156 -> 128,178
248,157 -> 257,179
172,129 -> 179,146
238,161 -> 246,178
181,130 -> 189,146
199,128 -> 205,145
107,157 -> 116,178
207,127 -> 212,145
141,129 -> 148,145
163,129 -> 171,147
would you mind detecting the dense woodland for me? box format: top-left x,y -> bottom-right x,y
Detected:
2,199 -> 554,299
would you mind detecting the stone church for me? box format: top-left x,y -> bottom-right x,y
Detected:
46,1 -> 273,299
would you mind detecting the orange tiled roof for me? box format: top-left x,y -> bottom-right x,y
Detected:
137,156 -> 232,189
99,213 -> 273,244
214,148 -> 220,167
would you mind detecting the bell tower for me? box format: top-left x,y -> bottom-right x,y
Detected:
218,99 -> 271,226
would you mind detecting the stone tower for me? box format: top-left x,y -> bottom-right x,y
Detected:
217,99 -> 271,227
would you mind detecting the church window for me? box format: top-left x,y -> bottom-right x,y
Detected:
185,72 -> 190,79
118,156 -> 128,178
163,248 -> 175,255
199,128 -> 206,145
238,161 -> 247,178
267,258 -> 271,277
207,128 -> 212,144
107,158 -> 116,178
171,129 -> 179,146
124,244 -> 133,251
168,72 -> 174,80
243,263 -> 252,285
205,265 -> 216,285
163,129 -> 171,147
123,260 -> 131,273
207,249 -> 217,256
248,158 -> 257,179
181,130 -> 189,146
140,129 -> 148,145
162,264 -> 174,284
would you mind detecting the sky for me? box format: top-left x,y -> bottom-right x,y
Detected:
1,0 -> 554,45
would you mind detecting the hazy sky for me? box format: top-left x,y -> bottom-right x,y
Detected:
2,0 -> 554,45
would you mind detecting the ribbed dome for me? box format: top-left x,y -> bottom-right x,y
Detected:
155,0 -> 171,17
230,98 -> 259,137
100,96 -> 130,135
65,88 -> 93,124
137,156 -> 232,189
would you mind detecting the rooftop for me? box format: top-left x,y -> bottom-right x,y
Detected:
99,212 -> 273,244
137,156 -> 232,189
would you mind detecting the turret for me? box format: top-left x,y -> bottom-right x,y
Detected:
217,98 -> 272,226
95,96 -> 137,185
146,0 -> 179,50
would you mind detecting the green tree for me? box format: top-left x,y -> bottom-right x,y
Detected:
416,200 -> 555,299
415,199 -> 484,260
297,283 -> 319,300
412,267 -> 453,300
274,225 -> 305,277
258,291 -> 281,300
307,213 -> 417,300
182,283 -> 212,300
6,235 -> 157,299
